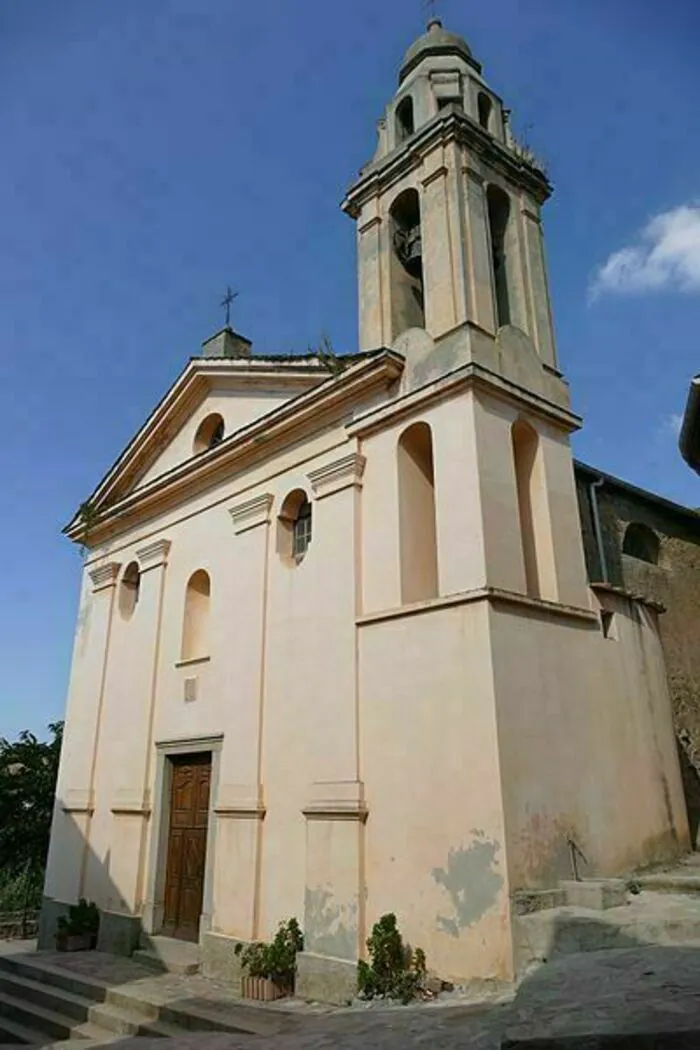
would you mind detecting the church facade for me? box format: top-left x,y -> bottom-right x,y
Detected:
42,21 -> 690,997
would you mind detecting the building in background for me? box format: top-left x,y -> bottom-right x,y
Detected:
41,20 -> 692,999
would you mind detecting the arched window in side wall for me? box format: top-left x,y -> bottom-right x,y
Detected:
119,561 -> 141,620
390,188 -> 425,338
395,96 -> 415,143
478,92 -> 493,131
277,489 -> 313,566
487,185 -> 512,328
512,420 -> 543,598
398,421 -> 438,604
181,570 -> 211,661
622,523 -> 660,565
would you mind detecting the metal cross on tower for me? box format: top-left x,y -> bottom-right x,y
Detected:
220,286 -> 238,329
423,0 -> 441,23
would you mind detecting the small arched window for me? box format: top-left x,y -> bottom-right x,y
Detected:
487,185 -> 512,328
397,421 -> 438,603
395,96 -> 415,143
194,414 -> 225,454
622,523 -> 660,565
478,92 -> 493,131
181,570 -> 211,661
119,561 -> 141,620
278,489 -> 313,566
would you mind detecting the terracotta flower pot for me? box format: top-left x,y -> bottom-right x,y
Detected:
241,976 -> 287,1001
56,932 -> 93,952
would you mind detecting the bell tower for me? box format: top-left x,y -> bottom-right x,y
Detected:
343,18 -> 564,408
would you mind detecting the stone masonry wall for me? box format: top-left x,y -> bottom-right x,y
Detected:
575,465 -> 700,848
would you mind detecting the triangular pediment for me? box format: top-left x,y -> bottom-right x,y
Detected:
76,357 -> 334,519
65,350 -> 404,544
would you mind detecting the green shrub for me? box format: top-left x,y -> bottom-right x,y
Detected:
57,899 -> 100,938
357,913 -> 426,1004
234,918 -> 304,992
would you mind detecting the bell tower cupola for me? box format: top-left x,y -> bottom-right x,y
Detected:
343,19 -> 563,406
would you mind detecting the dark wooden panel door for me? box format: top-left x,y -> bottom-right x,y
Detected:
162,752 -> 211,942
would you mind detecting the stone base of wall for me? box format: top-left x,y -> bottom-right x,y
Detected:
96,911 -> 142,956
201,931 -> 245,992
37,897 -> 70,950
296,950 -> 357,1005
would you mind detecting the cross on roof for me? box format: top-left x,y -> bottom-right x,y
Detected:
424,0 -> 441,23
220,286 -> 238,329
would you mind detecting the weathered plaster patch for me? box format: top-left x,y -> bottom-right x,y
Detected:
432,831 -> 503,937
516,812 -> 584,887
304,886 -> 357,960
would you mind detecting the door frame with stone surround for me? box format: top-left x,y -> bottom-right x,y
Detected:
142,735 -> 222,940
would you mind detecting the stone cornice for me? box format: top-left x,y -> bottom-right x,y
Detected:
590,581 -> 666,615
347,359 -> 581,440
229,493 -> 274,534
136,539 -> 171,571
61,788 -> 95,815
421,164 -> 449,189
343,108 -> 550,218
302,780 -> 368,822
66,352 -> 403,547
215,783 -> 266,819
357,586 -> 598,627
88,562 -> 121,593
110,788 -> 151,815
308,454 -> 366,500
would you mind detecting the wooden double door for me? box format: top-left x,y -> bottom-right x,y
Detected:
162,752 -> 211,942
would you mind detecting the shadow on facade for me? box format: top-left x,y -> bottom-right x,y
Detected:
25,810 -> 304,1047
677,740 -> 700,849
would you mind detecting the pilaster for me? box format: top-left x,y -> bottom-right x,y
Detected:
106,539 -> 171,915
521,201 -> 557,369
210,492 -> 274,939
357,200 -> 386,351
303,454 -> 367,960
421,148 -> 457,337
464,167 -> 497,333
44,561 -> 120,904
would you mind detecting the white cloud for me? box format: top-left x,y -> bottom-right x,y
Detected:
660,413 -> 684,438
589,203 -> 700,301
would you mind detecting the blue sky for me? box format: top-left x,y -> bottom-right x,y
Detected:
1,0 -> 698,739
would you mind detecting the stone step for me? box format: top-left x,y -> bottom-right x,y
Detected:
514,890 -> 700,974
0,970 -> 96,1024
0,1012 -> 50,1045
0,958 -> 105,1006
0,988 -> 101,1042
0,953 -> 270,1038
86,1001 -> 184,1039
0,968 -> 174,1044
133,936 -> 200,976
632,872 -> 700,895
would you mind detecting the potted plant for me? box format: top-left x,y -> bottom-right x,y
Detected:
234,918 -> 303,1001
55,899 -> 100,952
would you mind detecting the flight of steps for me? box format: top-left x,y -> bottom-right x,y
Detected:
0,951 -> 251,1046
513,856 -> 700,976
132,935 -> 201,977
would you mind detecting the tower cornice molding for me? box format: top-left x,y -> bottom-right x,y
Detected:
343,108 -> 550,217
347,358 -> 581,440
